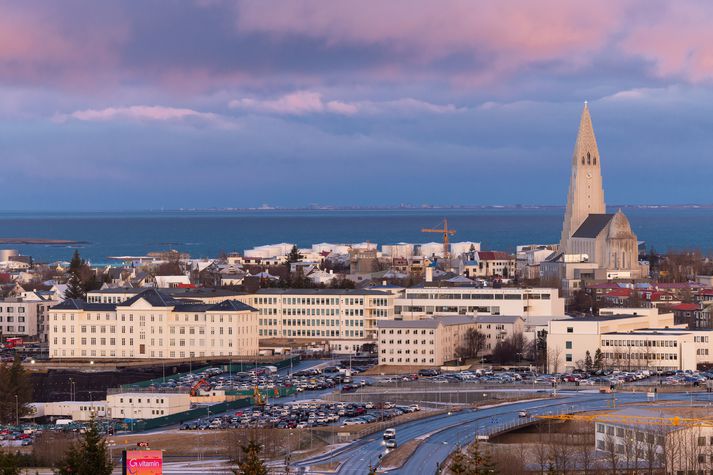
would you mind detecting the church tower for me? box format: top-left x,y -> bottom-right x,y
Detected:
559,102 -> 606,252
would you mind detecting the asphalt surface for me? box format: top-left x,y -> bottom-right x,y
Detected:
296,390 -> 713,475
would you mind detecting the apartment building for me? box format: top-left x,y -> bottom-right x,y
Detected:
106,392 -> 190,419
474,315 -> 525,353
377,316 -> 479,366
395,286 -> 564,319
240,288 -> 394,342
462,251 -> 516,278
49,289 -> 258,360
0,292 -> 58,341
547,309 -> 713,371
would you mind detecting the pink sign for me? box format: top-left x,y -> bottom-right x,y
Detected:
124,450 -> 163,475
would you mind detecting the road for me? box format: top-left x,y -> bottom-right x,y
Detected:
296,389 -> 713,475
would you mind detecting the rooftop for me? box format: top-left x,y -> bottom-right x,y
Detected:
53,288 -> 255,313
255,288 -> 389,296
571,213 -> 614,238
378,316 -> 477,329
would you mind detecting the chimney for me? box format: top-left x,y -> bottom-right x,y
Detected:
426,265 -> 433,283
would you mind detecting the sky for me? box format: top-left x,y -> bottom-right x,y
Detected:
2,0 -> 713,210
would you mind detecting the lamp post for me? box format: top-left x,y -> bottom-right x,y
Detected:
15,394 -> 19,426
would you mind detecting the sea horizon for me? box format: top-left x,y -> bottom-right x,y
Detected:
0,207 -> 711,265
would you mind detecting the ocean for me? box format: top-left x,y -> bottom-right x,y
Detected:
0,208 -> 711,265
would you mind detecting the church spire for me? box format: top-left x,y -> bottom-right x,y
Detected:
559,102 -> 607,252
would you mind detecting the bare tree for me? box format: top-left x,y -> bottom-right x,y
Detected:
547,346 -> 563,374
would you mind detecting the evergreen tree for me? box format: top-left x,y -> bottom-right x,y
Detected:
0,451 -> 21,475
287,246 -> 303,264
594,348 -> 604,370
55,419 -> 112,475
584,350 -> 593,371
0,356 -> 33,424
234,440 -> 267,475
64,250 -> 86,300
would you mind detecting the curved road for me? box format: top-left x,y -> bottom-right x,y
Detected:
296,390 -> 713,475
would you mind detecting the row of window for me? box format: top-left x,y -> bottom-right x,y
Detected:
254,297 -> 368,306
0,316 -> 26,322
381,349 -> 435,355
380,329 -> 435,335
602,339 -> 679,348
380,339 -> 435,345
259,318 -> 364,327
405,293 -> 549,300
0,307 -> 25,313
381,357 -> 435,364
602,352 -> 678,360
53,349 -> 251,358
52,313 -> 249,323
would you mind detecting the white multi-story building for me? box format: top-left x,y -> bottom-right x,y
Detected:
0,292 -> 59,341
106,392 -> 191,419
474,315 -> 525,353
594,407 -> 713,473
547,308 -> 713,372
29,401 -> 107,422
240,289 -> 394,351
377,316 -> 479,366
395,286 -> 564,319
49,289 -> 258,360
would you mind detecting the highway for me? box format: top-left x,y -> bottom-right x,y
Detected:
296,390 -> 713,475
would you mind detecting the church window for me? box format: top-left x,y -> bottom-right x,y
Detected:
587,152 -> 591,164
593,156 -> 597,165
581,156 -> 585,165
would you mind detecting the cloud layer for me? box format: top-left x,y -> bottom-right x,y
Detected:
1,1 -> 713,209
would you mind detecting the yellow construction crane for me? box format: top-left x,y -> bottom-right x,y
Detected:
536,413 -> 713,428
421,218 -> 456,259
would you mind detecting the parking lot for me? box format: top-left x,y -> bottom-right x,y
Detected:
179,400 -> 420,430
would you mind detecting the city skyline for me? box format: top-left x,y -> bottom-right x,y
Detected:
3,1 -> 713,209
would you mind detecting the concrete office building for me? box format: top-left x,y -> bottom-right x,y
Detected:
241,288 -> 394,353
106,392 -> 191,419
49,289 -> 258,360
547,309 -> 713,372
377,316 -> 479,366
29,401 -> 107,422
395,286 -> 564,319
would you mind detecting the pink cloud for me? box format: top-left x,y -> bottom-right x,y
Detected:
230,91 -> 358,115
229,91 -> 462,115
620,2 -> 713,82
54,105 -> 237,128
236,1 -> 627,76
